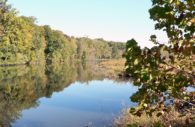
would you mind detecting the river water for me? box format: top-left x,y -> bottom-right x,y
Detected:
0,62 -> 137,127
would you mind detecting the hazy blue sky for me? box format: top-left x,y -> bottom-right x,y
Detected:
8,0 -> 168,47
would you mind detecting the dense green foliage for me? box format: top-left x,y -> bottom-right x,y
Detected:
43,25 -> 77,63
0,0 -> 125,65
124,0 -> 195,122
0,1 -> 46,65
149,0 -> 194,43
76,37 -> 125,60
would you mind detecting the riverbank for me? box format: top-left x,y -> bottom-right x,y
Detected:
98,59 -> 125,78
0,59 -> 126,80
114,108 -> 195,127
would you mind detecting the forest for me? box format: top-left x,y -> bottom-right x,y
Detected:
0,0 -> 125,65
0,0 -> 195,126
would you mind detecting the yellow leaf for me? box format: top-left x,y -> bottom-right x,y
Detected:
134,59 -> 139,65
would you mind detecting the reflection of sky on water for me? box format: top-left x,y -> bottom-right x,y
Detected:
13,79 -> 137,127
187,86 -> 195,92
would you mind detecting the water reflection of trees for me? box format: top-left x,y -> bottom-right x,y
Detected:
0,61 -> 108,126
0,65 -> 47,126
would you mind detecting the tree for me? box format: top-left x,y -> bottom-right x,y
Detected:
149,0 -> 195,80
0,0 -> 32,64
124,0 -> 195,120
0,1 -> 47,65
149,0 -> 195,45
0,0 -> 125,65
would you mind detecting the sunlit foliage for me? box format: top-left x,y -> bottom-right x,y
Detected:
76,37 -> 125,60
0,0 -> 125,65
124,0 -> 195,122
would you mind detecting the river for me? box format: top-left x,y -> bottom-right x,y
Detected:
0,62 -> 137,127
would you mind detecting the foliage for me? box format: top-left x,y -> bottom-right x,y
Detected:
114,108 -> 195,127
43,26 -> 77,63
75,37 -> 125,60
0,0 -> 125,65
124,0 -> 195,123
149,0 -> 195,44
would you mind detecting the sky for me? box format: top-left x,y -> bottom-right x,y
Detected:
8,0 -> 168,48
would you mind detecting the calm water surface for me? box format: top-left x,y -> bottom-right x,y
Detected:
0,62 -> 137,127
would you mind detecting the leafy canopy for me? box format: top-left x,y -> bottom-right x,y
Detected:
124,0 -> 195,119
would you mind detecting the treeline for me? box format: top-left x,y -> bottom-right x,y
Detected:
75,38 -> 125,60
0,0 -> 125,65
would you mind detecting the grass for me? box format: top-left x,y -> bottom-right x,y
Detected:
98,59 -> 125,78
113,108 -> 195,127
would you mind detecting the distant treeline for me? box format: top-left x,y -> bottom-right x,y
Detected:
0,0 -> 125,65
